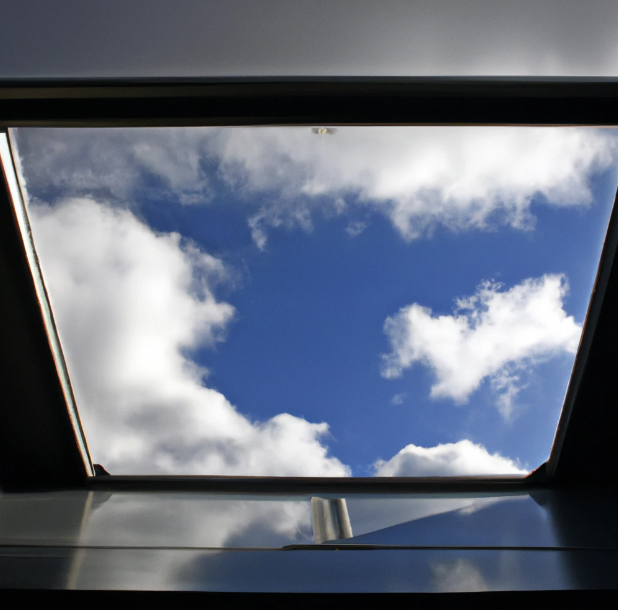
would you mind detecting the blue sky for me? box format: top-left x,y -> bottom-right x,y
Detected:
139,158 -> 614,474
13,126 -> 617,476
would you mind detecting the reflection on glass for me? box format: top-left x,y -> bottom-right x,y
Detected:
2,489 -> 615,591
311,497 -> 353,543
10,127 -> 617,476
0,491 -> 543,549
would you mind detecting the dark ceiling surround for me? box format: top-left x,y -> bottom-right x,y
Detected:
0,132 -> 88,490
548,186 -> 618,486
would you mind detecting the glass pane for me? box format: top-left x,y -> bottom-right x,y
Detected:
0,489 -> 545,549
10,126 -> 617,476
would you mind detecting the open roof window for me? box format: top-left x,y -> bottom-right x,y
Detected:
6,125 -> 617,477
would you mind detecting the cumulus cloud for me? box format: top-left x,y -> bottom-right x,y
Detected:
14,128 -> 216,205
381,275 -> 582,416
29,197 -> 349,476
15,126 -> 616,248
214,126 -> 616,244
374,440 -> 527,476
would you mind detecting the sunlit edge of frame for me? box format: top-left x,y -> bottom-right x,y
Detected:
0,129 -> 94,477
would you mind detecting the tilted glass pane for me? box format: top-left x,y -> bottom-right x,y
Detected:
10,126 -> 617,476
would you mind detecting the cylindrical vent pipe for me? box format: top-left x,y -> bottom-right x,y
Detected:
310,497 -> 353,544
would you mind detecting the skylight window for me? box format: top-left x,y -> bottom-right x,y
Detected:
8,126 -> 616,477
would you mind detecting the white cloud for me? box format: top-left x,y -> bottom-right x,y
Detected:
15,128 -> 215,205
29,197 -> 349,476
381,275 -> 582,416
15,127 -> 616,248
374,440 -> 527,476
345,219 -> 369,238
215,126 -> 616,244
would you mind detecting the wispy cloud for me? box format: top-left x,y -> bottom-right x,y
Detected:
345,219 -> 369,238
381,275 -> 582,417
374,440 -> 527,476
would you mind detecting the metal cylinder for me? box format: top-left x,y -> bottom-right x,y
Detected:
310,497 -> 353,544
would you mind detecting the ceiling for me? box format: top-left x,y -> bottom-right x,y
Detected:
1,1 -> 618,78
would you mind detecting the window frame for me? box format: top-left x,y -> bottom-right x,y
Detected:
2,77 -> 617,493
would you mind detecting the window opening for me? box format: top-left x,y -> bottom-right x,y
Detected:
8,126 -> 617,478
